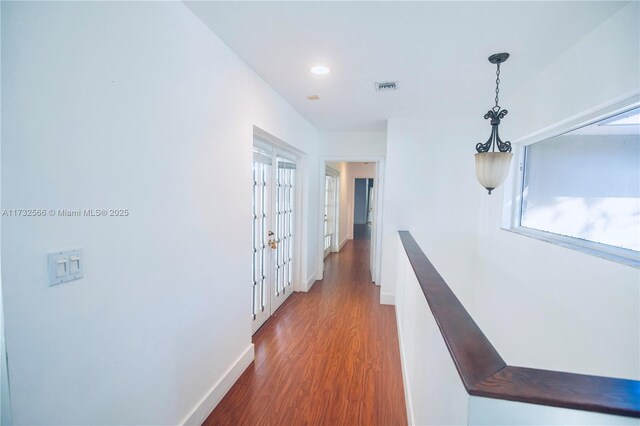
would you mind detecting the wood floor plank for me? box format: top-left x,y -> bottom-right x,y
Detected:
202,239 -> 407,426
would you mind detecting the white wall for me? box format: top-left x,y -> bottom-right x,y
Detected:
469,397 -> 640,426
380,117 -> 482,307
472,2 -> 640,380
321,131 -> 387,158
1,2 -> 319,424
381,1 -> 640,383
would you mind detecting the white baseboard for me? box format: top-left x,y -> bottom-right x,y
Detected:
339,237 -> 349,250
395,308 -> 415,426
306,274 -> 317,291
380,292 -> 396,305
181,344 -> 254,425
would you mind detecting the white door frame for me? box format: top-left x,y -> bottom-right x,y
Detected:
316,156 -> 385,284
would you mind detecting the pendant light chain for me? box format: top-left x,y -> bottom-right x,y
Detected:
494,62 -> 501,110
475,53 -> 512,156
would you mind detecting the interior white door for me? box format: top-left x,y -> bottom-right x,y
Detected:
323,175 -> 337,258
252,146 -> 296,333
252,148 -> 272,332
270,155 -> 296,313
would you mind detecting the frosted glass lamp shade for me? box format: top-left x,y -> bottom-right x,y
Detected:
475,152 -> 513,194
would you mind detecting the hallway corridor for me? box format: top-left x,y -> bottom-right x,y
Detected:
203,239 -> 407,425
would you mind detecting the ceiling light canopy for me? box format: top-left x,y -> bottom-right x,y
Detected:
310,65 -> 330,75
474,53 -> 513,195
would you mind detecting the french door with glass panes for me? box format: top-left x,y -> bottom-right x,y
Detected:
252,144 -> 296,333
324,175 -> 337,257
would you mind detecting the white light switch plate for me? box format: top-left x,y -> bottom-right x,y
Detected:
48,249 -> 83,285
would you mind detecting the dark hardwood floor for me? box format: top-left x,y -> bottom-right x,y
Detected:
353,224 -> 371,240
203,239 -> 407,426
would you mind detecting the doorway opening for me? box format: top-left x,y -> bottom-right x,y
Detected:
318,160 -> 383,284
353,178 -> 374,240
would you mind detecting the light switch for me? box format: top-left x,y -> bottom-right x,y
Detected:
69,255 -> 80,274
56,259 -> 68,277
48,249 -> 83,286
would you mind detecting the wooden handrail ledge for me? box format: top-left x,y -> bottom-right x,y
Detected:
398,231 -> 640,418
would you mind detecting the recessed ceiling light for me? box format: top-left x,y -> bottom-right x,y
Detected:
307,95 -> 320,101
310,65 -> 330,75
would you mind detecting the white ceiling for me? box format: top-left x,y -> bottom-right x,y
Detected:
185,1 -> 627,132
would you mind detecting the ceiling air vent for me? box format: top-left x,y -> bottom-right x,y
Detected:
374,81 -> 398,91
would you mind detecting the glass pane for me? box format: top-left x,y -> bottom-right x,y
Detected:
276,157 -> 295,293
252,152 -> 270,317
324,175 -> 336,251
521,108 -> 640,251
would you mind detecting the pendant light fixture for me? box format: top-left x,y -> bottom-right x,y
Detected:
475,53 -> 513,195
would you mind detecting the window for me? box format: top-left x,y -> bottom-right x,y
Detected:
510,106 -> 640,267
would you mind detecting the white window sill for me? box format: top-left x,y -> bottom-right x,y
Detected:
501,226 -> 640,269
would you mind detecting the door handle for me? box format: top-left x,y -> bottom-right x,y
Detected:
268,231 -> 277,249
